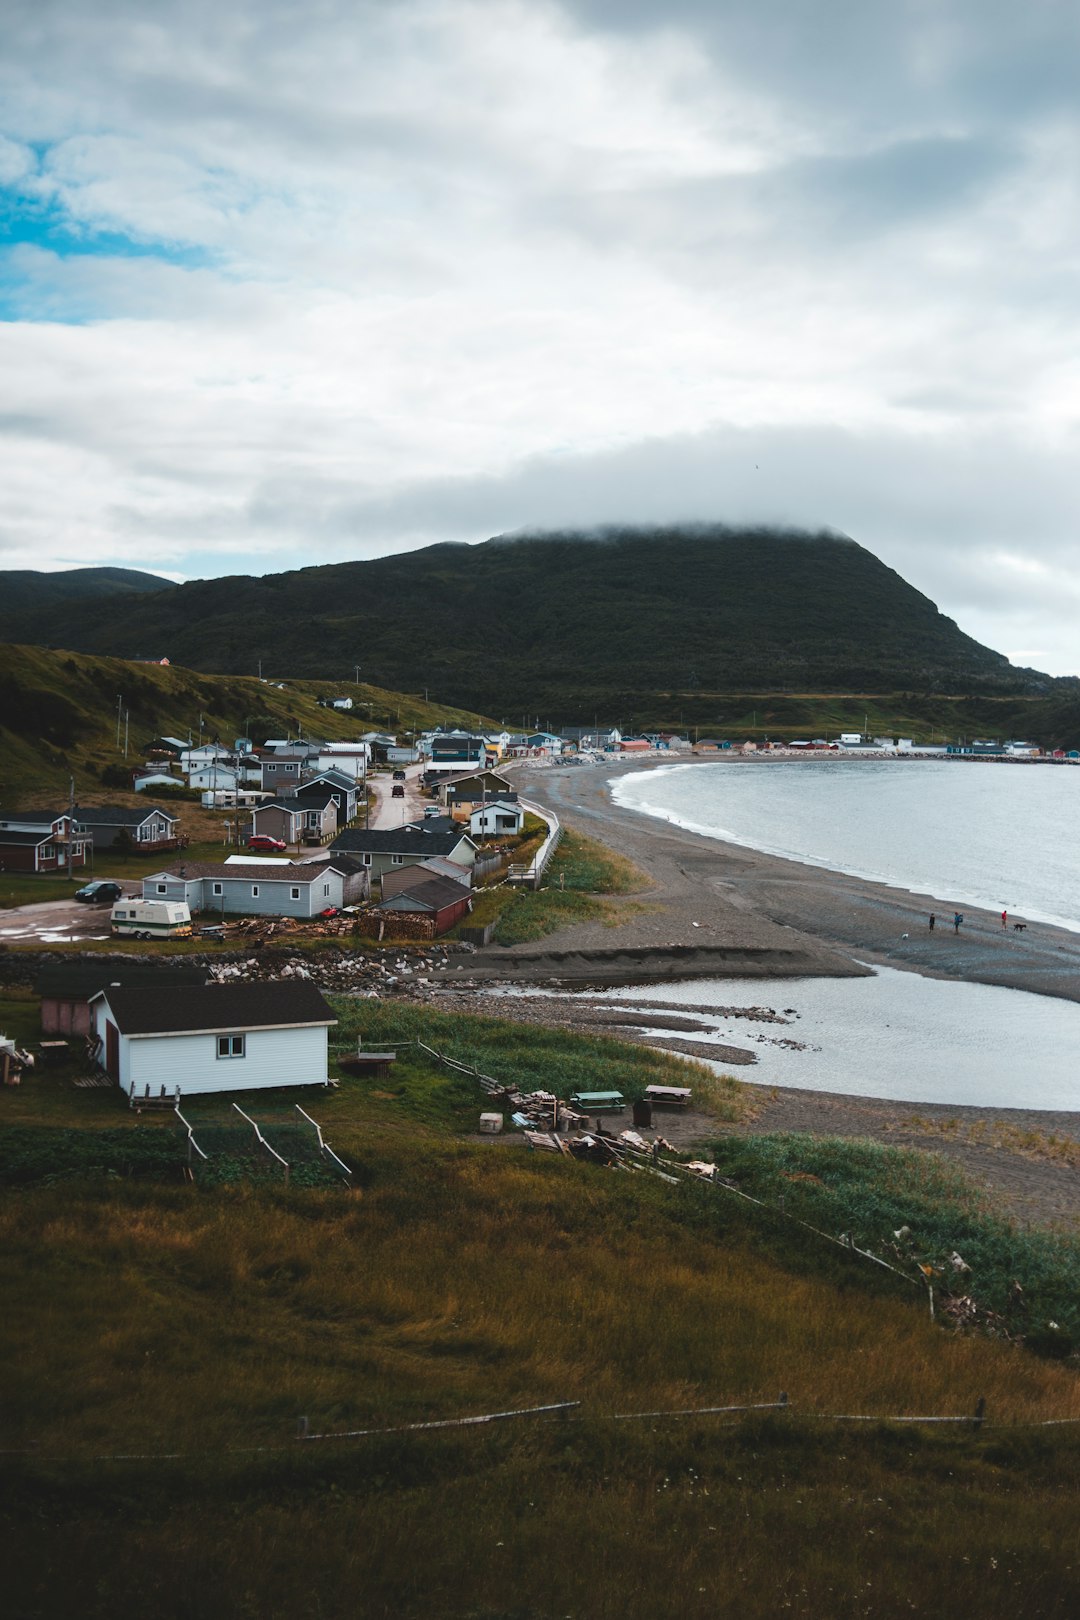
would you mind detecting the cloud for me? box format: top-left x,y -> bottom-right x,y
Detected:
0,1 -> 1077,673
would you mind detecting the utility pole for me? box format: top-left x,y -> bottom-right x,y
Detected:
116,694 -> 123,747
123,710 -> 130,758
355,665 -> 361,686
258,659 -> 262,680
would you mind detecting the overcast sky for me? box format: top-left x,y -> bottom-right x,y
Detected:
1,0 -> 1078,673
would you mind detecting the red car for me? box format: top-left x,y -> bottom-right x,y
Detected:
247,833 -> 288,853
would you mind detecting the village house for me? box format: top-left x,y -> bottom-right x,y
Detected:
329,816 -> 477,887
428,733 -> 488,774
314,742 -> 370,779
0,810 -> 89,872
89,980 -> 337,1100
441,769 -> 515,809
74,804 -> 181,853
469,800 -> 525,838
292,769 -> 360,826
143,860 -> 351,917
247,799 -> 306,846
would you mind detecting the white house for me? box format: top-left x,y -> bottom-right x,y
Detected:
89,980 -> 337,1100
469,801 -> 525,837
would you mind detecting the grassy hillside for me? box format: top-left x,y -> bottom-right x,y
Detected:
0,643 -> 491,810
4,525 -> 1053,713
3,996 -> 1080,1617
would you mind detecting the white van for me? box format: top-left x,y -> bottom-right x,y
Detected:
110,899 -> 193,940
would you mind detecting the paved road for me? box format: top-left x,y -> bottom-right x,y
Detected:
367,765 -> 428,829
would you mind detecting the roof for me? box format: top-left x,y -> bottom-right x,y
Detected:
75,804 -> 178,827
295,770 -> 356,791
252,798 -> 307,816
449,789 -> 518,804
330,819 -> 474,858
378,875 -> 472,913
36,962 -> 207,999
0,829 -> 55,845
0,809 -> 65,824
92,981 -> 336,1036
148,861 -> 333,883
468,798 -> 521,813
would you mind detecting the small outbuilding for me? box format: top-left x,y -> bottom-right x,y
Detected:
469,800 -> 525,838
89,980 -> 337,1100
376,874 -> 473,937
35,962 -> 208,1038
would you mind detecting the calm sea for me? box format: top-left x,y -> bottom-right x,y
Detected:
611,758 -> 1080,933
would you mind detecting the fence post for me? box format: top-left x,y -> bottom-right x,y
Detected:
972,1397 -> 986,1432
297,1416 -> 309,1440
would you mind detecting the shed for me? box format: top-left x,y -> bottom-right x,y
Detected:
35,962 -> 208,1038
376,874 -> 472,936
469,800 -> 525,837
89,981 -> 337,1099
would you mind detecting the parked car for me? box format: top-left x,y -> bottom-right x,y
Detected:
74,880 -> 123,905
391,784 -> 405,798
392,769 -> 406,780
247,834 -> 288,853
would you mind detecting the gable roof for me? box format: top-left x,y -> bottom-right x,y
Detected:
92,980 -> 336,1036
295,769 -> 357,792
147,861 -> 334,884
251,798 -> 308,816
378,875 -> 472,912
329,818 -> 474,858
75,804 -> 178,827
0,829 -> 58,845
36,962 -> 207,1000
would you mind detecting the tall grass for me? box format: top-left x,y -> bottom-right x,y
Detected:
4,1154 -> 1080,1618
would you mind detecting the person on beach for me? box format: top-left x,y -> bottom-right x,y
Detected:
1002,909 -> 1008,931
929,913 -> 935,931
953,912 -> 963,933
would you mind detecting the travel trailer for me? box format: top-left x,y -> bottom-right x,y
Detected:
110,899 -> 193,940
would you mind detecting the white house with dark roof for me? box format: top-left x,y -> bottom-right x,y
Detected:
89,980 -> 336,1099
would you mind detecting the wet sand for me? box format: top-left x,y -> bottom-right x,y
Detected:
449,757 -> 1080,1003
436,757 -> 1080,1229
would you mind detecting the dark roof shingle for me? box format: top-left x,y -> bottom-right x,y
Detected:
94,981 -> 336,1035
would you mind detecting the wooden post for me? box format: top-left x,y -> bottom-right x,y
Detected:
972,1397 -> 986,1432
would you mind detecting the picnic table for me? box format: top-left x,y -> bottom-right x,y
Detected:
570,1090 -> 625,1115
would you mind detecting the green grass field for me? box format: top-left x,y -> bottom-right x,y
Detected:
457,828 -> 651,945
5,993 -> 1080,1616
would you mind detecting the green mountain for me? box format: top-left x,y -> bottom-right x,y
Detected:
3,565 -> 175,617
4,526 -> 1051,715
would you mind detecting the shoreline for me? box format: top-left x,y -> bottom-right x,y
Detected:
446,756 -> 1080,1004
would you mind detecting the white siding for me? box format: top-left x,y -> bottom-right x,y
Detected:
125,1023 -> 330,1099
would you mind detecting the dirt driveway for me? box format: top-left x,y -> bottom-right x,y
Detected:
0,895 -> 135,944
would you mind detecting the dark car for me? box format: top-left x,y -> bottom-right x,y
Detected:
392,769 -> 406,780
391,784 -> 405,798
74,880 -> 123,905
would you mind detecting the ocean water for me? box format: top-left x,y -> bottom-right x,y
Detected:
585,968 -> 1080,1110
611,758 -> 1080,933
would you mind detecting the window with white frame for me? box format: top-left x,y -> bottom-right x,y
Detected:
291,887 -> 300,899
392,855 -> 404,865
212,882 -> 223,896
323,884 -> 330,895
157,883 -> 167,894
217,1034 -> 245,1059
362,853 -> 372,867
251,885 -> 259,897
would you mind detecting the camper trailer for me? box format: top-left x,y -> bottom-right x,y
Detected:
110,899 -> 193,940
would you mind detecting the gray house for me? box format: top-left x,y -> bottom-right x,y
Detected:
293,770 -> 359,826
328,816 -> 477,887
143,861 -> 347,917
259,749 -> 319,794
75,804 -> 180,852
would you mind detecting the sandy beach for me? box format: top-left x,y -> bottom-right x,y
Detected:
437,756 -> 1080,1229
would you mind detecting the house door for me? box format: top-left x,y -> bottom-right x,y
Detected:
105,1021 -> 119,1080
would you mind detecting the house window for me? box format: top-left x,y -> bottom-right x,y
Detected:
217,1034 -> 245,1059
251,885 -> 260,897
362,853 -> 372,867
285,763 -> 296,773
323,884 -> 330,896
212,882 -> 223,896
290,887 -> 300,900
392,854 -> 404,866
157,883 -> 167,895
